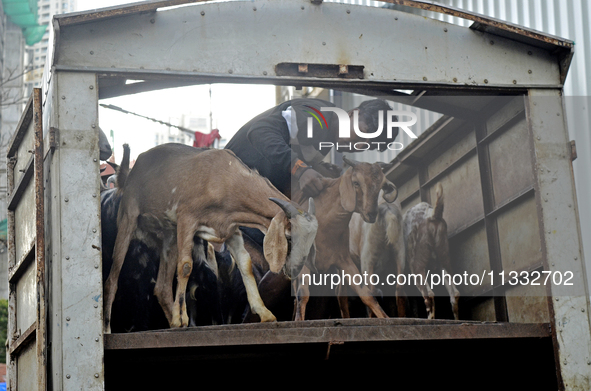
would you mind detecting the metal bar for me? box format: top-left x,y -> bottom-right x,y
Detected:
7,155 -> 34,212
34,87 -> 47,391
6,156 -> 17,391
475,121 -> 508,322
104,320 -> 552,351
8,323 -> 36,357
8,248 -> 34,284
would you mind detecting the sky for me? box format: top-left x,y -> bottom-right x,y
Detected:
76,0 -> 277,162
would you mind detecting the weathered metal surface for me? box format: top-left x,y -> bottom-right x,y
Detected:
17,341 -> 37,391
506,284 -> 551,323
15,261 -> 36,334
52,0 -> 564,92
51,72 -> 104,391
526,90 -> 591,390
34,87 -> 47,391
488,117 -> 534,207
104,319 -> 551,350
496,195 -> 542,274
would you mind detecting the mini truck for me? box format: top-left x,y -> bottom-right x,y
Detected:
6,0 -> 591,390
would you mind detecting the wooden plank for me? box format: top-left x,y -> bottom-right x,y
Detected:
105,320 -> 551,350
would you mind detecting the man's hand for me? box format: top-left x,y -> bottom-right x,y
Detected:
298,168 -> 325,197
313,161 -> 342,178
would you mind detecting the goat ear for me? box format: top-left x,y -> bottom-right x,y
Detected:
339,167 -> 357,212
263,211 -> 289,273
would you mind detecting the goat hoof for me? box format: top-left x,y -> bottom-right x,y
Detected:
258,310 -> 277,323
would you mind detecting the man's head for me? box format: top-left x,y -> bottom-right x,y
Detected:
344,99 -> 398,152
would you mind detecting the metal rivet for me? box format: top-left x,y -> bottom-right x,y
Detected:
61,96 -> 66,100
66,256 -> 70,260
574,256 -> 578,260
513,80 -> 517,84
92,228 -> 97,233
66,375 -> 71,379
150,18 -> 155,23
95,374 -> 99,378
263,71 -> 267,75
443,28 -> 447,32
253,6 -> 256,10
66,317 -> 70,321
200,10 -> 205,15
95,264 -> 99,269
89,85 -> 94,90
537,136 -> 541,140
228,69 -> 233,74
322,42 -> 326,46
587,360 -> 591,365
95,337 -> 99,342
423,77 -> 427,81
90,51 -> 94,55
94,304 -> 98,308
65,198 -> 69,202
395,17 -> 398,20
582,308 -> 585,312
528,70 -> 532,74
552,263 -> 555,266
92,194 -> 97,198
556,297 -> 559,301
453,78 -> 457,82
346,9 -> 350,14
93,158 -> 98,162
484,79 -> 488,84
92,124 -> 96,128
301,6 -> 304,10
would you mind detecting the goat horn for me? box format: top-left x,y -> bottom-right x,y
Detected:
342,155 -> 360,168
269,197 -> 301,218
307,197 -> 315,215
382,181 -> 398,203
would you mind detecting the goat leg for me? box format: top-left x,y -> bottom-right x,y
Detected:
226,231 -> 276,322
104,206 -> 138,333
153,234 -> 178,327
441,268 -> 460,320
294,265 -> 311,321
171,220 -> 197,327
341,260 -> 388,318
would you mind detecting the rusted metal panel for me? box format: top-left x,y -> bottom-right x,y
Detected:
506,284 -> 551,323
34,87 -> 47,391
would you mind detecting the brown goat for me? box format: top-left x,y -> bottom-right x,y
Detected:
293,156 -> 398,320
103,143 -> 317,332
403,183 -> 460,320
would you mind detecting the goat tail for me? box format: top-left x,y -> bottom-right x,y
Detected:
116,144 -> 130,191
433,182 -> 444,220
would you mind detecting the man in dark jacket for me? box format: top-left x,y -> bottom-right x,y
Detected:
225,98 -> 395,199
